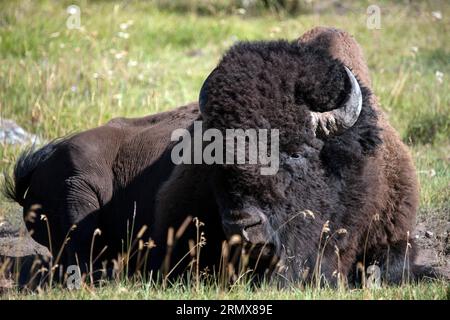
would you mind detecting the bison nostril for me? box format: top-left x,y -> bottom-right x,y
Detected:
223,207 -> 273,244
241,220 -> 263,241
243,222 -> 275,247
243,220 -> 262,231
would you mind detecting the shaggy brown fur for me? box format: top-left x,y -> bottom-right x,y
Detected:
196,32 -> 419,284
299,27 -> 420,281
4,27 -> 422,287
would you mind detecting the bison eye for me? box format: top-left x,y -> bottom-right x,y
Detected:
290,153 -> 302,159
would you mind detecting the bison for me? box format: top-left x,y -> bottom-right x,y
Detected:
4,27 -> 426,287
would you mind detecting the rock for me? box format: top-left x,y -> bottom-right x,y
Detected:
0,118 -> 40,145
425,231 -> 434,239
0,220 -> 20,238
0,235 -> 50,258
0,219 -> 53,289
0,233 -> 51,289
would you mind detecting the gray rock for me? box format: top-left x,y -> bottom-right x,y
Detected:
0,118 -> 40,145
0,233 -> 51,289
0,220 -> 20,238
0,235 -> 50,258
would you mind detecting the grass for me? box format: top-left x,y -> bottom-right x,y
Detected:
0,0 -> 449,299
2,280 -> 449,300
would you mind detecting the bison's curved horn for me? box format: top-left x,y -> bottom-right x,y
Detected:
310,66 -> 362,137
198,68 -> 217,114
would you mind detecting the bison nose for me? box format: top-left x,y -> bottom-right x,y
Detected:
222,207 -> 276,250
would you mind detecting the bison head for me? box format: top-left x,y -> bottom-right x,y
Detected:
196,40 -> 371,281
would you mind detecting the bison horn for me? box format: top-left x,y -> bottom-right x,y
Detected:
310,66 -> 362,137
198,68 -> 218,114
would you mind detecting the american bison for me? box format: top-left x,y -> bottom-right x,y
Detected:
4,27 -> 426,287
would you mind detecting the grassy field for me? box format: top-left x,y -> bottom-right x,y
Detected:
0,0 -> 449,299
2,280 -> 448,300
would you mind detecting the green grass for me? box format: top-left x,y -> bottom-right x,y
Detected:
2,280 -> 449,300
0,0 -> 449,299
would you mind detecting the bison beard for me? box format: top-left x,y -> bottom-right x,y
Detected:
4,27 -> 424,288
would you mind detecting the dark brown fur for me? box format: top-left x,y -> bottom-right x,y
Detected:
4,27 -> 421,287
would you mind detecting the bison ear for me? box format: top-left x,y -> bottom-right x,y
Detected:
198,68 -> 217,115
